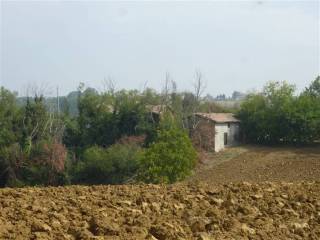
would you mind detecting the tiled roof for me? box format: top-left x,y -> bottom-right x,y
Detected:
195,113 -> 240,123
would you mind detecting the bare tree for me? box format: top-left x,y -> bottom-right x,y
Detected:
171,79 -> 177,94
103,76 -> 116,96
161,72 -> 171,108
139,80 -> 149,93
193,70 -> 207,104
190,70 -> 207,130
25,82 -> 51,99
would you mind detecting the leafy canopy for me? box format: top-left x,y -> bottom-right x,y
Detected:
238,78 -> 320,144
139,114 -> 197,183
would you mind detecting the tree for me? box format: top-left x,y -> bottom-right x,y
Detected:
238,81 -> 296,144
238,80 -> 320,144
0,87 -> 21,147
288,94 -> 320,143
237,94 -> 268,143
298,76 -> 320,141
138,115 -> 197,183
0,88 -> 68,187
193,70 -> 206,105
0,88 -> 24,186
305,76 -> 320,97
75,87 -> 149,148
188,70 -> 207,131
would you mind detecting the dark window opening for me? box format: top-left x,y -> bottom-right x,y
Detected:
228,123 -> 230,128
224,132 -> 228,145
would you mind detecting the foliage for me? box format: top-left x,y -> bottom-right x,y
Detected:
305,76 -> 320,98
1,76 -> 318,187
0,143 -> 25,187
138,117 -> 197,184
71,146 -> 111,184
72,143 -> 142,185
75,88 -> 151,148
0,87 -> 21,148
238,80 -> 320,144
287,94 -> 320,143
0,140 -> 68,187
0,88 -> 68,187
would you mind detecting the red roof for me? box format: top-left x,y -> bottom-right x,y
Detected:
195,113 -> 240,123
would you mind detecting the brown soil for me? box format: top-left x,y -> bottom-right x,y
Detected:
192,145 -> 320,184
0,146 -> 319,240
1,182 -> 320,240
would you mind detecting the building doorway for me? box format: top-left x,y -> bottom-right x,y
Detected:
224,132 -> 228,145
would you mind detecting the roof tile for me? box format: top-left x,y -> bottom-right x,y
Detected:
195,113 -> 240,123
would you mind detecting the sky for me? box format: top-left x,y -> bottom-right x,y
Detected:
0,0 -> 319,97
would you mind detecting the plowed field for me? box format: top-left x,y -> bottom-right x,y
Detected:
0,146 -> 319,240
192,145 -> 320,184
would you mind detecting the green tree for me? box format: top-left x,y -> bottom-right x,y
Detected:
288,94 -> 320,143
75,88 -> 149,148
21,95 -> 50,154
297,76 -> 320,141
77,88 -> 117,147
238,81 -> 296,144
305,76 -> 320,97
114,90 -> 147,137
138,116 -> 197,183
0,89 -> 68,187
0,87 -> 21,147
0,88 -> 24,186
238,80 -> 320,144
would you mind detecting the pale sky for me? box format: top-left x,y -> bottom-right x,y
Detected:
0,0 -> 319,96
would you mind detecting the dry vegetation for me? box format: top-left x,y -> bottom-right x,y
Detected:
0,146 -> 320,240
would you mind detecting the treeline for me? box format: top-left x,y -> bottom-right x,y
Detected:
0,77 -> 223,187
17,90 -> 80,116
238,76 -> 320,144
0,76 -> 319,187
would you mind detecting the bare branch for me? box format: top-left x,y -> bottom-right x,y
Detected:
26,82 -> 51,98
140,80 -> 149,93
161,72 -> 172,107
103,76 -> 116,95
193,70 -> 207,102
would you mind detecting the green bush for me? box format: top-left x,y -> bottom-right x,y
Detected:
21,165 -> 69,187
238,80 -> 320,144
72,144 -> 142,184
138,126 -> 197,184
0,143 -> 25,187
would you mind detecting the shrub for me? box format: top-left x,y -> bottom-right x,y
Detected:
0,143 -> 25,187
23,140 -> 68,186
72,143 -> 142,184
72,146 -> 112,184
138,126 -> 197,184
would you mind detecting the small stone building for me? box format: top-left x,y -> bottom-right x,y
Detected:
192,113 -> 240,152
